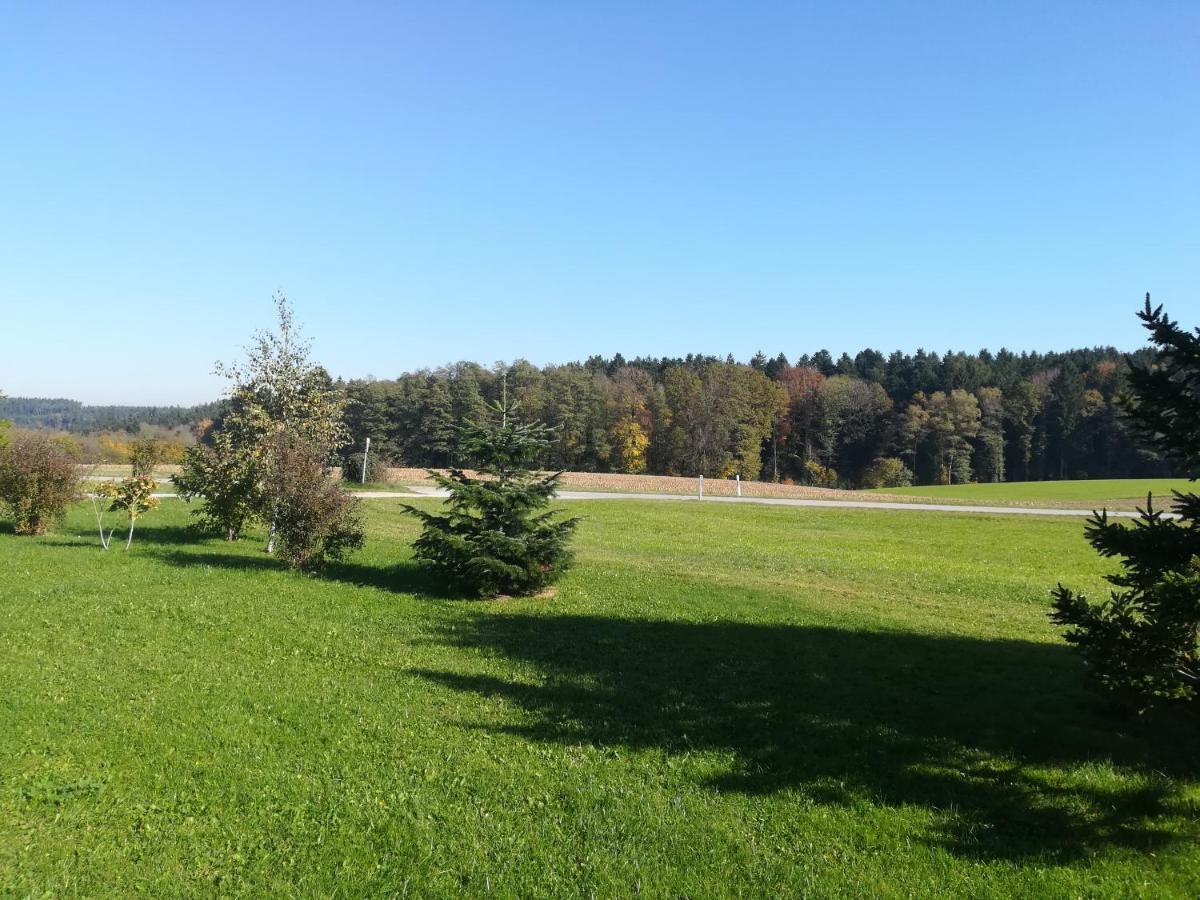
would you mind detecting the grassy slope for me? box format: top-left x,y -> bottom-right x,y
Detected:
871,477 -> 1194,508
2,500 -> 1198,898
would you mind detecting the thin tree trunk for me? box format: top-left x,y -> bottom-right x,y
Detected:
266,500 -> 279,554
126,514 -> 136,550
92,496 -> 111,550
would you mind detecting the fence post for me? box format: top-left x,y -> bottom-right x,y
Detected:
736,473 -> 741,497
698,475 -> 704,499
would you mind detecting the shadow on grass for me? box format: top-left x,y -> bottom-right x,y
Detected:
414,612 -> 1200,863
33,523 -> 230,549
151,546 -> 458,598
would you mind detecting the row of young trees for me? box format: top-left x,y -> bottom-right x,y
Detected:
2,297 -> 578,595
337,344 -> 1171,487
5,296 -> 1198,711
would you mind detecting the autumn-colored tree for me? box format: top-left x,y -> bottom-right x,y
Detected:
604,367 -> 655,473
929,390 -> 981,483
776,366 -> 829,476
96,476 -> 159,549
860,457 -> 914,489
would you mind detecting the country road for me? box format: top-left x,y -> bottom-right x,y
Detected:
136,483 -> 1163,518
375,485 -> 1152,518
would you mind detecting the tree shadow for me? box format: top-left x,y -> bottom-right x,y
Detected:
413,612 -> 1200,863
33,522 -> 231,550
323,558 -> 458,597
151,547 -> 459,598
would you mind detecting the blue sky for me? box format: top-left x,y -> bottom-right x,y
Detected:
1,2 -> 1197,404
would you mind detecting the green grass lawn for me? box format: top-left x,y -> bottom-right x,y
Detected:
2,499 -> 1198,897
871,477 -> 1194,509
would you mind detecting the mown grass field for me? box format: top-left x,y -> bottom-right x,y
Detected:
2,499 -> 1198,897
871,477 -> 1194,509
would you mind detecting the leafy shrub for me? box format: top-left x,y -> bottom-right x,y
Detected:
802,460 -> 839,488
127,437 -> 171,476
268,435 -> 364,571
341,450 -> 392,485
95,475 -> 160,549
404,402 -> 579,598
174,429 -> 264,541
860,457 -> 914,489
0,432 -> 82,534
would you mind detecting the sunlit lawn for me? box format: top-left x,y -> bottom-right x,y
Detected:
872,477 -> 1193,509
2,499 -> 1197,897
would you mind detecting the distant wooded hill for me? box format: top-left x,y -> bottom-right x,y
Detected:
0,397 -> 220,433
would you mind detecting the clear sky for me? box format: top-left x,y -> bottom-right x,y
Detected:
1,2 -> 1197,404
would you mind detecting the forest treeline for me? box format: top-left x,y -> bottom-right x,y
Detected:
8,343 -> 1176,487
335,346 -> 1175,488
0,397 -> 219,433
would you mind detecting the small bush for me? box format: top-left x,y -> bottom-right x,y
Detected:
0,432 -> 82,535
341,450 -> 392,485
128,437 -> 170,476
860,457 -> 914,489
269,436 -> 364,571
802,460 -> 839,488
95,475 -> 160,549
173,429 -> 263,541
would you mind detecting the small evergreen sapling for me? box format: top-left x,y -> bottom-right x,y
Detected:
404,400 -> 580,597
1050,296 -> 1200,711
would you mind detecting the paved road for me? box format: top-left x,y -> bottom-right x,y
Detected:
351,485 -> 1153,519
139,481 -> 1161,519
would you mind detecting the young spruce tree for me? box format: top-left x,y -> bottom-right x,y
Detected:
404,397 -> 580,598
1050,295 -> 1200,712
